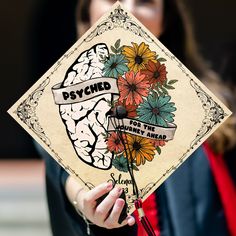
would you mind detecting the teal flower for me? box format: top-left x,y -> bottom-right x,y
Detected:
137,94 -> 176,127
103,54 -> 128,78
112,155 -> 128,172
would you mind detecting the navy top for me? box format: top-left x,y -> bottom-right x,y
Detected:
36,144 -> 229,236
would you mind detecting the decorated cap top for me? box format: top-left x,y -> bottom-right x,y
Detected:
8,1 -> 231,213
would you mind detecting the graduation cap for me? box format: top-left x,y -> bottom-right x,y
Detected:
8,2 -> 231,235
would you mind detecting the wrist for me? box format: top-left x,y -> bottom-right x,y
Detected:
72,187 -> 84,211
65,176 -> 83,208
71,183 -> 94,235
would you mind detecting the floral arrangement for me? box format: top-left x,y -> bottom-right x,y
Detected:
102,40 -> 177,172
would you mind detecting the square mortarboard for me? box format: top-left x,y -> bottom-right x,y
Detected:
8,2 -> 231,214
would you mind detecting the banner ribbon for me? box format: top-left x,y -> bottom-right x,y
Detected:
52,77 -> 119,104
107,117 -> 177,140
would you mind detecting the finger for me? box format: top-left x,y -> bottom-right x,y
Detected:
104,198 -> 126,227
113,214 -> 135,228
127,215 -> 136,226
95,187 -> 123,220
80,182 -> 114,222
84,182 -> 113,206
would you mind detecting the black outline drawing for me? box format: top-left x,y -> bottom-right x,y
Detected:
59,43 -> 114,170
14,4 -> 229,210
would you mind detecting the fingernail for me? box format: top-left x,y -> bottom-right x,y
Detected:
106,182 -> 113,190
127,216 -> 135,226
117,187 -> 123,195
117,198 -> 125,207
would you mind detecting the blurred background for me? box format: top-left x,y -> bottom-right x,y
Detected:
0,0 -> 235,235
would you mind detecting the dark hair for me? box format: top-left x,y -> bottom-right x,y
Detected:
77,0 -> 207,77
76,0 -> 236,154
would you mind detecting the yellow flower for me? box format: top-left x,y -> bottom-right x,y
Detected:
124,134 -> 156,166
122,42 -> 157,72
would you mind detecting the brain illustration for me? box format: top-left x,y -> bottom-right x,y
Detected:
59,44 -> 113,169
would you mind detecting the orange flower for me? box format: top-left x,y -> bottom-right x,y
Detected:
123,42 -> 157,72
107,132 -> 125,153
124,134 -> 156,166
141,60 -> 167,87
118,71 -> 150,106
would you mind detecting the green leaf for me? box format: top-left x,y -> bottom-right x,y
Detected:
115,39 -> 121,49
163,80 -> 168,87
153,87 -> 162,96
168,80 -> 178,85
164,84 -> 175,90
154,83 -> 162,91
116,48 -> 121,54
117,46 -> 124,54
157,57 -> 167,62
156,146 -> 161,154
161,86 -> 168,94
101,132 -> 108,139
152,89 -> 159,98
104,149 -> 109,154
111,46 -> 117,54
132,164 -> 139,171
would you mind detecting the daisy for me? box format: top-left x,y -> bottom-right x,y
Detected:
137,94 -> 176,127
141,60 -> 167,87
124,134 -> 156,166
107,132 -> 125,153
118,71 -> 150,106
123,42 -> 157,72
103,54 -> 128,78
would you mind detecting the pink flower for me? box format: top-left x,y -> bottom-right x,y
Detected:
150,140 -> 167,148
